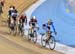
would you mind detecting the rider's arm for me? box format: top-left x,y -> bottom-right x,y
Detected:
51,22 -> 56,34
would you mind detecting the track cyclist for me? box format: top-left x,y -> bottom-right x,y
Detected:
42,19 -> 57,43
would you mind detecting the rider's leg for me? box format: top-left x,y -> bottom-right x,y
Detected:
13,18 -> 17,31
22,19 -> 25,28
46,31 -> 51,43
25,18 -> 27,25
10,18 -> 14,30
14,19 -> 16,26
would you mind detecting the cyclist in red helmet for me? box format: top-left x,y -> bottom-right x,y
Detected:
19,14 -> 27,27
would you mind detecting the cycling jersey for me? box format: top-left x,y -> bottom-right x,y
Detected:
8,9 -> 13,16
43,22 -> 56,33
19,15 -> 27,23
11,9 -> 18,21
29,18 -> 37,27
20,15 -> 27,19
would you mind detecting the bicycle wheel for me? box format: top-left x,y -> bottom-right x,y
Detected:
32,31 -> 37,43
28,29 -> 31,40
20,25 -> 24,36
21,28 -> 24,36
41,35 -> 46,47
13,27 -> 16,36
9,24 -> 14,34
49,36 -> 56,50
13,23 -> 17,36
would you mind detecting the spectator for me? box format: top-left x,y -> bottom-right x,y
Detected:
0,0 -> 5,6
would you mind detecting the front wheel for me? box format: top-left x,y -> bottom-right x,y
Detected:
48,36 -> 56,50
32,31 -> 37,43
28,29 -> 31,40
7,17 -> 11,27
41,35 -> 46,47
20,26 -> 24,36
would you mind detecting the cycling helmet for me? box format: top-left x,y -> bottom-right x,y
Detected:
10,7 -> 13,10
33,16 -> 36,19
48,19 -> 52,23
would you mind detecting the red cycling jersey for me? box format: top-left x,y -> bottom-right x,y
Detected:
20,15 -> 27,19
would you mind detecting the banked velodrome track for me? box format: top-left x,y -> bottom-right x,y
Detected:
0,0 -> 62,54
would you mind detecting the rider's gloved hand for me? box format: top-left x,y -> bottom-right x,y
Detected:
42,24 -> 46,29
43,24 -> 46,27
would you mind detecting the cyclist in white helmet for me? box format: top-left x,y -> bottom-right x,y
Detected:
29,16 -> 37,27
42,19 -> 57,43
29,16 -> 38,32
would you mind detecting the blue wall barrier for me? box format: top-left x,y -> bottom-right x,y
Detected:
31,0 -> 75,47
